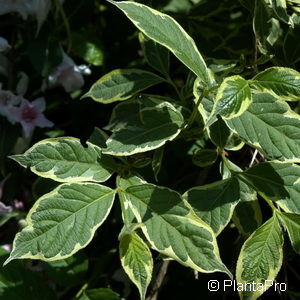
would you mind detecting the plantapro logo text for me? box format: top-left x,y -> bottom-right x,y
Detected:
208,279 -> 287,292
224,280 -> 286,292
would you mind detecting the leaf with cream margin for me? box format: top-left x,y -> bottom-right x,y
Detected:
225,92 -> 300,162
83,69 -> 164,104
4,183 -> 115,265
277,212 -> 300,254
184,178 -> 240,235
106,0 -> 212,86
251,67 -> 300,101
208,75 -> 252,125
119,232 -> 153,300
10,137 -> 117,183
239,161 -> 300,213
236,215 -> 283,299
120,183 -> 232,277
103,102 -> 184,156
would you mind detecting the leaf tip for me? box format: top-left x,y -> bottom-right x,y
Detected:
9,154 -> 30,167
80,91 -> 91,100
3,255 -> 13,266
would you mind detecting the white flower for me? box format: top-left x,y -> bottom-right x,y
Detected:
30,0 -> 51,34
46,54 -> 91,93
8,97 -> 53,137
0,0 -> 52,34
0,0 -> 32,20
0,37 -> 11,53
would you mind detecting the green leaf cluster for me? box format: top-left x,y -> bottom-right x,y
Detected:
4,1 -> 300,299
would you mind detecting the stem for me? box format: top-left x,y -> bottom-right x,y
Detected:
185,89 -> 206,129
116,188 -> 131,228
146,260 -> 170,300
74,283 -> 88,299
54,0 -> 72,52
249,149 -> 258,167
237,173 -> 278,212
165,76 -> 184,104
253,34 -> 258,75
221,154 -> 236,175
257,191 -> 278,211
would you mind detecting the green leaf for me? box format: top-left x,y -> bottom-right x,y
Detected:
152,147 -> 164,181
251,67 -> 300,101
224,135 -> 245,151
84,69 -> 164,104
0,249 -> 57,300
232,201 -> 262,236
117,174 -> 146,225
107,0 -> 212,86
225,92 -> 300,162
79,288 -> 120,300
239,161 -> 300,213
277,212 -> 300,254
28,34 -> 62,76
72,29 -> 104,66
4,183 -> 115,264
121,183 -> 231,276
119,232 -> 153,300
283,25 -> 300,64
88,127 -> 109,149
193,77 -> 214,124
254,0 -> 280,54
105,99 -> 141,132
236,215 -> 283,299
269,0 -> 291,25
43,252 -> 88,287
139,33 -> 169,77
208,118 -> 231,149
10,137 -> 116,183
192,149 -> 218,167
184,178 -> 240,235
209,75 -> 252,123
103,103 -> 184,156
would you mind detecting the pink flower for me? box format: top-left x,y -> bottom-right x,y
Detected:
8,97 -> 53,137
0,89 -> 21,121
0,202 -> 12,214
1,244 -> 12,252
46,54 -> 90,93
13,199 -> 24,210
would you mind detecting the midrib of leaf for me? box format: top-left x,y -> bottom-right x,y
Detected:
108,120 -> 181,144
20,189 -> 115,244
128,191 -> 191,239
220,82 -> 248,107
239,171 -> 294,189
243,220 -> 279,280
102,76 -> 163,88
253,79 -> 299,89
32,156 -> 101,167
282,215 -> 300,228
239,108 -> 300,151
193,180 -> 233,217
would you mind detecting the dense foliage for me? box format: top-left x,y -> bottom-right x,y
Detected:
1,0 -> 300,299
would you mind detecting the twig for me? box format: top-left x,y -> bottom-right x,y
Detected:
146,260 -> 170,300
249,149 -> 258,167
